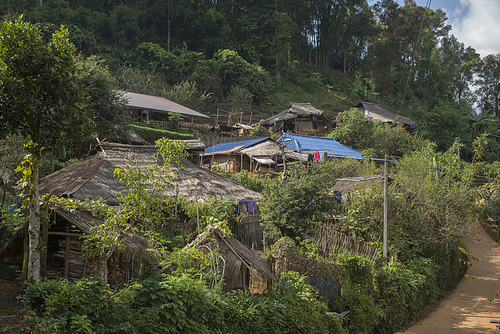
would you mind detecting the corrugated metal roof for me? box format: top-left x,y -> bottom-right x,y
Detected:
204,138 -> 269,154
121,91 -> 210,118
356,101 -> 416,128
277,133 -> 364,159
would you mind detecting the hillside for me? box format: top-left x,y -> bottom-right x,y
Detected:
2,0 -> 500,161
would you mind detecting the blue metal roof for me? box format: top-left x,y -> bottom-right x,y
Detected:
205,138 -> 270,154
277,133 -> 364,159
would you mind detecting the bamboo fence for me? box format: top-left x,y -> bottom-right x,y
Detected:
312,223 -> 379,261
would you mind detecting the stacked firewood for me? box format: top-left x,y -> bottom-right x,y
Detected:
54,239 -> 85,280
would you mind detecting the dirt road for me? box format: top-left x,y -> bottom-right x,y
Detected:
402,225 -> 500,333
0,279 -> 20,334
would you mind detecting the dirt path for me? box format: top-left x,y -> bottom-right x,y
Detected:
402,225 -> 500,333
0,279 -> 21,334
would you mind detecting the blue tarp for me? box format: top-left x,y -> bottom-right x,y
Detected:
277,132 -> 364,159
205,138 -> 270,154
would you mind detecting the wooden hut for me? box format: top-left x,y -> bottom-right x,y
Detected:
0,207 -> 146,288
122,91 -> 210,129
256,103 -> 332,135
201,138 -> 306,173
0,142 -> 264,284
189,227 -> 272,293
356,101 -> 416,130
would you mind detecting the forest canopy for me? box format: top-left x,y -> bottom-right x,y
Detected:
1,0 -> 499,160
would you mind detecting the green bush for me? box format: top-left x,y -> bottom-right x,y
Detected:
374,258 -> 438,333
222,271 -> 346,334
131,124 -> 194,143
18,278 -> 68,313
260,163 -> 337,239
18,273 -> 345,334
329,281 -> 380,334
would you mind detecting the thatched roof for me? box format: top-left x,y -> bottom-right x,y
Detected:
184,139 -> 206,151
57,208 -> 146,254
234,123 -> 253,130
122,91 -> 210,119
239,140 -> 306,163
203,138 -> 306,165
332,175 -> 384,192
257,103 -> 325,126
194,228 -> 272,281
356,102 -> 416,128
39,142 -> 262,204
126,126 -> 149,145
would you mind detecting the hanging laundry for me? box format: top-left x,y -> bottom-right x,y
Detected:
315,151 -> 320,161
247,200 -> 257,213
333,191 -> 342,204
238,201 -> 250,214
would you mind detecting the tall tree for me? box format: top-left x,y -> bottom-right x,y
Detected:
439,35 -> 479,104
476,54 -> 500,117
75,56 -> 129,144
0,17 -> 94,283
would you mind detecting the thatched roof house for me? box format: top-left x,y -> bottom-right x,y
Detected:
0,207 -> 146,288
256,103 -> 332,135
201,138 -> 306,173
40,142 -> 262,204
356,101 -> 416,130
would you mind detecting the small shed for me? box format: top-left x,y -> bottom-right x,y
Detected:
0,207 -> 146,289
257,103 -> 332,135
189,227 -> 272,293
201,138 -> 306,173
332,175 -> 384,193
356,101 -> 416,130
331,175 -> 388,205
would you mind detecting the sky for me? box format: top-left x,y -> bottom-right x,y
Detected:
387,0 -> 500,58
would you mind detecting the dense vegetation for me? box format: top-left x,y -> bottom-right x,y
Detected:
1,2 -> 500,333
2,0 -> 500,161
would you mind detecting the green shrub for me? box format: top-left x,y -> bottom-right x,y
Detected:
374,258 -> 438,333
18,278 -> 68,313
18,273 -> 345,334
329,281 -> 380,334
223,271 -> 346,334
131,124 -> 194,143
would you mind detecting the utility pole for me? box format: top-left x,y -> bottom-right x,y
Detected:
383,154 -> 388,257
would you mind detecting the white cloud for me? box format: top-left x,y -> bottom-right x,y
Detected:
449,0 -> 500,57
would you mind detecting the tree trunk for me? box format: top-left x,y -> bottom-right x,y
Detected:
167,0 -> 172,52
98,252 -> 111,282
28,163 -> 41,283
343,37 -> 347,96
97,222 -> 135,282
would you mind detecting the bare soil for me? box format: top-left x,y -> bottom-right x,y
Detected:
401,224 -> 500,333
0,279 -> 21,334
